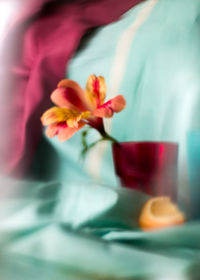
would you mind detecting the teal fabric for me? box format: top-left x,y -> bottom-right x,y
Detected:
31,0 -> 200,212
0,177 -> 200,279
68,0 -> 200,207
3,0 -> 200,279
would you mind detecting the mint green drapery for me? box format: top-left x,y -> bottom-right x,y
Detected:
2,0 -> 200,279
0,178 -> 200,279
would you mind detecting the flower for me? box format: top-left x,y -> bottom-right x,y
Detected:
41,74 -> 126,141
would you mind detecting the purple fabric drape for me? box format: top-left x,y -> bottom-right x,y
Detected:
0,0 -> 143,176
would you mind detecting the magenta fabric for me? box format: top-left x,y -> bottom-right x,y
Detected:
112,142 -> 178,201
0,0 -> 144,176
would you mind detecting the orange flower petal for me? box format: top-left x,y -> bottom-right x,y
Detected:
41,107 -> 64,126
85,75 -> 106,109
45,122 -> 67,138
46,122 -> 85,141
67,111 -> 91,128
51,80 -> 88,111
93,95 -> 126,118
41,107 -> 81,126
58,122 -> 85,141
109,95 -> 126,113
92,107 -> 113,118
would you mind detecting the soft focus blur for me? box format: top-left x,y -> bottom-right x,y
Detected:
0,1 -> 200,279
0,0 -> 23,176
0,1 -> 20,46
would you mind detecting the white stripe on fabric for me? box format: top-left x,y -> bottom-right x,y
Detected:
86,0 -> 159,180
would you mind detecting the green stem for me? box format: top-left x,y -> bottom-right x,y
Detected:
80,127 -> 118,158
99,130 -> 118,143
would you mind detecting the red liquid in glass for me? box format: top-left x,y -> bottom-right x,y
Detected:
112,142 -> 178,200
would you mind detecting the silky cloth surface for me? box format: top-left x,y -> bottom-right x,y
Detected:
0,177 -> 200,280
0,1 -> 200,279
31,0 -> 200,215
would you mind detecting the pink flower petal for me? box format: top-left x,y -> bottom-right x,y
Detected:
45,122 -> 67,138
85,75 -> 106,109
51,80 -> 88,111
92,107 -> 113,118
46,122 -> 66,138
108,95 -> 126,112
46,121 -> 85,141
57,126 -> 81,142
58,122 -> 85,141
93,95 -> 126,118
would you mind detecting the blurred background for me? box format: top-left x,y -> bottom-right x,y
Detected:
0,0 -> 20,46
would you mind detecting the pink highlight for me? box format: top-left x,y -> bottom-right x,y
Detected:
57,121 -> 67,128
93,78 -> 100,106
62,87 -> 87,112
46,122 -> 67,138
93,95 -> 126,118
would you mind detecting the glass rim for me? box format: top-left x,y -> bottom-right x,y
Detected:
112,141 -> 179,146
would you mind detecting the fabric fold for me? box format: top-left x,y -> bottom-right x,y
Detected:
0,0 -> 144,176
